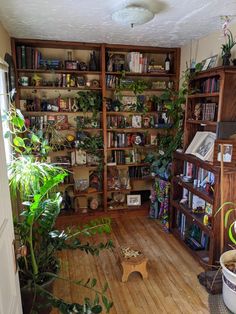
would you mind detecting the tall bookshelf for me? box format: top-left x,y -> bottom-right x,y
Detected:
11,38 -> 180,222
170,67 -> 236,266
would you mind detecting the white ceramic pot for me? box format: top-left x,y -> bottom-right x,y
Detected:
220,250 -> 236,314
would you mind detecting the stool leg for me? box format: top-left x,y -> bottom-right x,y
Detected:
121,263 -> 131,283
140,261 -> 148,279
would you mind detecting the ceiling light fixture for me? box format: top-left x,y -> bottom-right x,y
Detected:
112,5 -> 155,28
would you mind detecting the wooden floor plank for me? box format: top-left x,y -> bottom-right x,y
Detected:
52,217 -> 210,314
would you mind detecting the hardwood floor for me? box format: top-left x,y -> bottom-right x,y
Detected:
52,217 -> 210,314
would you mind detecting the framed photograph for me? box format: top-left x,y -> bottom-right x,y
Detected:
185,131 -> 216,161
132,115 -> 142,128
127,194 -> 141,206
201,58 -> 211,71
217,144 -> 233,163
208,55 -> 218,69
201,55 -> 218,71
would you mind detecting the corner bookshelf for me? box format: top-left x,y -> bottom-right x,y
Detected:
11,37 -> 180,222
170,67 -> 236,266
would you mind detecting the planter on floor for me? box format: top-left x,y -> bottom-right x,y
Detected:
220,250 -> 236,314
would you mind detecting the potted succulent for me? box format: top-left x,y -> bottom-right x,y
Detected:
217,202 -> 236,313
4,106 -> 113,314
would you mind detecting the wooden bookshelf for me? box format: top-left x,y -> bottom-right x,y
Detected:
11,37 -> 180,218
170,67 -> 236,265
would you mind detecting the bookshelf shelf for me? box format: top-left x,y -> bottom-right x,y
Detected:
18,86 -> 102,91
107,162 -> 149,167
105,71 -> 176,77
186,120 -> 217,126
173,176 -> 214,204
188,92 -> 219,98
107,146 -> 157,151
17,69 -> 101,75
13,38 -> 180,217
171,200 -> 212,236
171,228 -> 210,266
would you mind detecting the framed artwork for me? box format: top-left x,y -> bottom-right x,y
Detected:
132,115 -> 142,128
201,55 -> 218,71
127,194 -> 141,206
185,131 -> 216,161
217,144 -> 233,163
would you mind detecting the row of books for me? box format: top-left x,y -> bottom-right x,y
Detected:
107,132 -> 151,148
106,75 -> 119,88
177,212 -> 210,250
16,45 -> 43,69
183,161 -> 215,189
198,77 -> 220,93
181,189 -> 213,216
108,150 -> 144,165
193,102 -> 217,121
129,166 -> 150,179
126,52 -> 148,73
107,115 -> 155,129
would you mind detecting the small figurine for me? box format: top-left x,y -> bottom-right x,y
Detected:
32,73 -> 42,87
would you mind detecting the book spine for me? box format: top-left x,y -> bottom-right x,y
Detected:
21,45 -> 26,69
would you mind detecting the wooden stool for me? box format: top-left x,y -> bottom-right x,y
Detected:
118,246 -> 148,282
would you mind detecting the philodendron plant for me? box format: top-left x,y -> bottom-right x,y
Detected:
4,105 -> 113,314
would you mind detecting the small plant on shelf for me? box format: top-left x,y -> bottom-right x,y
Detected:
76,91 -> 102,117
4,106 -> 113,313
221,16 -> 236,66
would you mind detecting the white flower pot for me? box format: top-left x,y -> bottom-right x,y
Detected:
220,250 -> 236,314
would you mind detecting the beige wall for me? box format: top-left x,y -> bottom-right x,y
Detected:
180,22 -> 236,75
0,22 -> 11,59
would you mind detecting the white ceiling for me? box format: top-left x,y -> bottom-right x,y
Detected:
0,0 -> 236,47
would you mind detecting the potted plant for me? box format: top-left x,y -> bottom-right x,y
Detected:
221,16 -> 236,66
216,202 -> 236,313
4,106 -> 113,314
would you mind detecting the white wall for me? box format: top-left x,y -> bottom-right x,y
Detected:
180,22 -> 236,75
0,22 -> 11,58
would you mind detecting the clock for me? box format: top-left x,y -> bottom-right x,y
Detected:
4,53 -> 16,100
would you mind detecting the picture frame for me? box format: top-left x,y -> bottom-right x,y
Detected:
217,144 -> 233,163
201,55 -> 218,71
127,194 -> 141,206
185,131 -> 216,161
132,115 -> 142,128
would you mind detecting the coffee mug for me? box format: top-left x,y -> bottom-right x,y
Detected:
19,76 -> 29,86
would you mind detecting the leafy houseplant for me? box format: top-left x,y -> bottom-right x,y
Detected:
5,106 -> 113,313
221,16 -> 236,66
76,91 -> 102,117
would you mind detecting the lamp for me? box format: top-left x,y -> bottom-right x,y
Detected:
112,5 -> 155,28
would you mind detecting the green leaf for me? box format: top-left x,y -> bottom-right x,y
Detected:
12,116 -> 24,129
229,222 -> 236,244
4,130 -> 11,139
13,136 -> 25,148
31,134 -> 40,143
91,305 -> 102,313
91,278 -> 97,288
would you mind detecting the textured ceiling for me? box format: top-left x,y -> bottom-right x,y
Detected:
0,0 -> 236,47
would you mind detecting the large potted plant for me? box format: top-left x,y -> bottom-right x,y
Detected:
4,106 -> 113,314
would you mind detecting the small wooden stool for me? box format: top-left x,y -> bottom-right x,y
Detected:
118,246 -> 148,282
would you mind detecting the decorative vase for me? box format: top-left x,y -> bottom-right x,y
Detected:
222,52 -> 231,66
89,51 -> 97,71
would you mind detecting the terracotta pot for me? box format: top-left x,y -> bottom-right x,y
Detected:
21,276 -> 55,314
